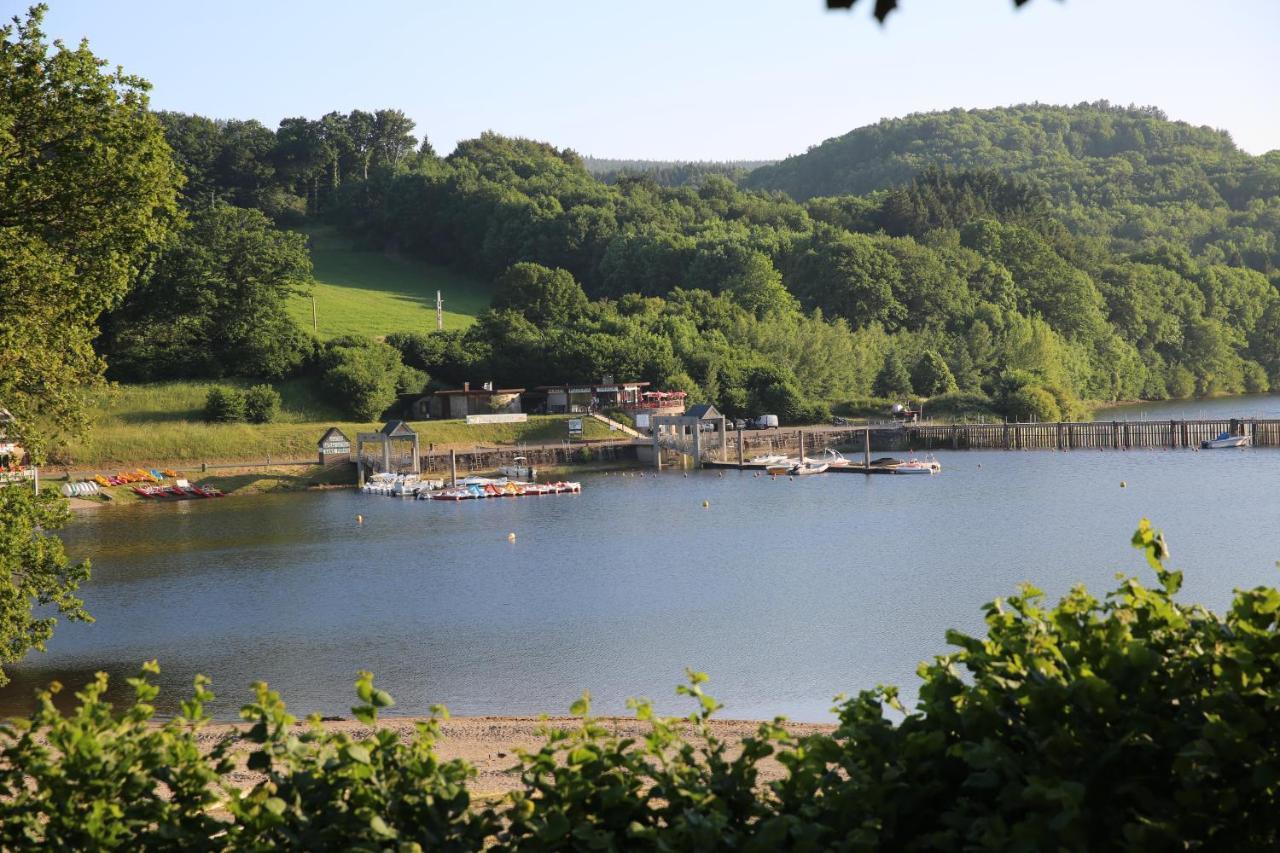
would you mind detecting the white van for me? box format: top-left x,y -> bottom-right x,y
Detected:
750,414 -> 779,430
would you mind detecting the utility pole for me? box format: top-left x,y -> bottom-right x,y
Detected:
435,290 -> 444,332
311,295 -> 318,332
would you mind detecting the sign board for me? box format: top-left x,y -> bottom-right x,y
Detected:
321,437 -> 351,453
567,418 -> 583,436
569,387 -> 593,394
465,413 -> 528,425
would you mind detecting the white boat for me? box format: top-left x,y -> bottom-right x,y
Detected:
749,453 -> 789,465
498,456 -> 537,480
1201,432 -> 1249,449
816,448 -> 851,467
789,460 -> 829,475
893,456 -> 942,475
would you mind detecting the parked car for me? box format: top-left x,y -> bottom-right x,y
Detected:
749,414 -> 779,430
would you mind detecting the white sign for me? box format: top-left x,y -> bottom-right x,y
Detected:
567,418 -> 583,435
465,413 -> 528,425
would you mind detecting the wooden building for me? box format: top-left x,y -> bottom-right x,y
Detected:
316,427 -> 352,465
421,382 -> 525,420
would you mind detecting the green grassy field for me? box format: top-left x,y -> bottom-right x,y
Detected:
286,227 -> 494,339
62,380 -> 614,468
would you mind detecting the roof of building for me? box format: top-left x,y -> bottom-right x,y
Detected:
685,404 -> 721,420
380,420 -> 417,437
317,426 -> 351,447
434,387 -> 525,396
535,381 -> 650,391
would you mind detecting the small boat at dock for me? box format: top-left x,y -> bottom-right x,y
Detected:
816,449 -> 851,467
789,460 -> 830,475
1201,432 -> 1249,449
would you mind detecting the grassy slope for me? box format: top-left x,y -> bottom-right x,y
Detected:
64,381 -> 615,468
286,226 -> 494,339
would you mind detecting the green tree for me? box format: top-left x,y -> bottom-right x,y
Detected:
912,350 -> 959,396
0,4 -> 181,453
491,262 -> 590,327
872,350 -> 913,398
0,486 -> 90,686
102,203 -> 313,380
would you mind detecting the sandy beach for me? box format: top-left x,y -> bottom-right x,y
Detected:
196,715 -> 836,797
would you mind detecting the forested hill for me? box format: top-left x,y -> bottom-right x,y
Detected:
99,102 -> 1280,428
745,103 -> 1278,258
583,158 -> 776,187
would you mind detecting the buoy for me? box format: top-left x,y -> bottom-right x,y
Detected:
507,532 -> 517,541
1120,481 -> 1127,488
356,514 -> 363,525
702,500 -> 710,508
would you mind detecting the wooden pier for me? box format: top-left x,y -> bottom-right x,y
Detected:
697,416 -> 1277,470
901,418 -> 1277,451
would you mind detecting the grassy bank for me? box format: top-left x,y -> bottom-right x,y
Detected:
286,227 -> 494,339
60,381 -> 616,468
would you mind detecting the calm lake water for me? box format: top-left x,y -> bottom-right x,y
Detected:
6,434 -> 1280,722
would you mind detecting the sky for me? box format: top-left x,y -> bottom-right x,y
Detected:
37,0 -> 1280,159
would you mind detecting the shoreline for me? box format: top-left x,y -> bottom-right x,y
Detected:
191,714 -> 837,796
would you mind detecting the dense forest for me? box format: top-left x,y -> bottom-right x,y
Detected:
98,102 -> 1280,424
583,158 -> 776,187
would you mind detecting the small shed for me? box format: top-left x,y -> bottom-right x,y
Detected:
316,427 -> 352,465
355,420 -> 421,484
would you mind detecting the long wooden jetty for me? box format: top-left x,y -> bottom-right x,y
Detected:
902,417 -> 1277,451
695,417 -> 1279,467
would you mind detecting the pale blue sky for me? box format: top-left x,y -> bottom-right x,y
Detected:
39,0 -> 1280,158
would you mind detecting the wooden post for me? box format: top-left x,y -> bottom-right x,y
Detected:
449,449 -> 457,487
797,430 -> 805,462
311,296 -> 318,332
863,426 -> 871,468
737,427 -> 744,468
952,425 -> 958,449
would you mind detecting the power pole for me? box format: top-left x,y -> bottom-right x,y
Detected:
311,295 -> 318,333
435,290 -> 444,332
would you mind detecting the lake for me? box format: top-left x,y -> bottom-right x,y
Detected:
5,437 -> 1280,723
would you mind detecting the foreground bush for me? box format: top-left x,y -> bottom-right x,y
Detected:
2,520 -> 1277,849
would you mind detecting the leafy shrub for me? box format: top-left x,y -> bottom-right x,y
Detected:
320,338 -> 425,421
203,386 -> 246,422
923,389 -> 997,421
243,384 -> 281,424
1007,384 -> 1062,421
3,521 -> 1278,849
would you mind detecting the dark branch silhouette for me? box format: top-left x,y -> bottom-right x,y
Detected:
827,0 -> 1037,24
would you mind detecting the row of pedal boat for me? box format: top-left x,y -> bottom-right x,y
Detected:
750,448 -> 942,475
428,479 -> 581,500
361,472 -> 581,500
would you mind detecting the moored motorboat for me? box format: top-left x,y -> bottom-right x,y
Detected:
892,456 -> 942,475
1201,431 -> 1249,449
816,448 -> 851,467
789,460 -> 829,475
749,453 -> 789,466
